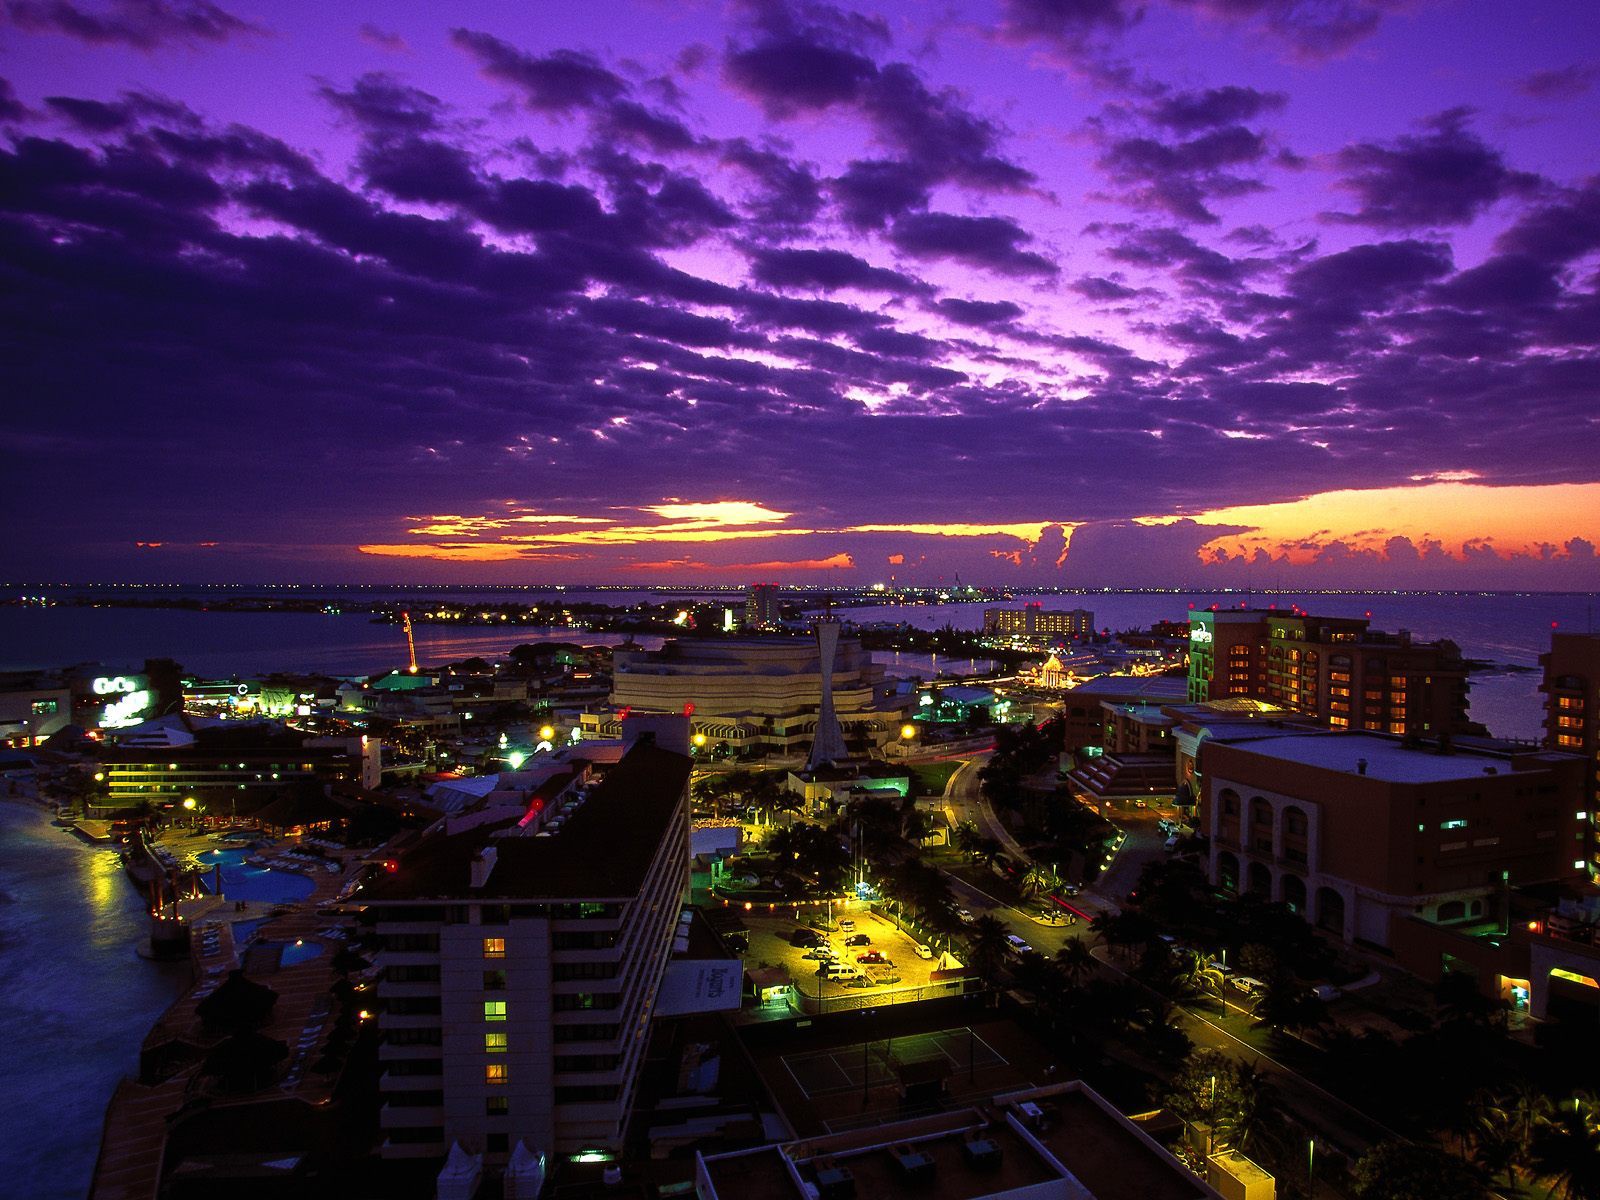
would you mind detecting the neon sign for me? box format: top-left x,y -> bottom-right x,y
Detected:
1190,627 -> 1214,644
92,676 -> 140,695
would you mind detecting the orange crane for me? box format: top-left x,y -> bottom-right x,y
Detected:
401,610 -> 418,674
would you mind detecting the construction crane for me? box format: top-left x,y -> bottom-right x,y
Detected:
401,610 -> 418,674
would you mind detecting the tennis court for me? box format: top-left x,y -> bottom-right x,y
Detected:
781,1027 -> 1006,1098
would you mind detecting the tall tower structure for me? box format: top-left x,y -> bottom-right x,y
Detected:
806,618 -> 849,769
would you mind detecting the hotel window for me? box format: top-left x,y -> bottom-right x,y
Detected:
483,970 -> 508,990
1440,819 -> 1468,830
483,937 -> 506,958
483,1000 -> 507,1022
486,1097 -> 509,1115
485,1063 -> 508,1085
485,1032 -> 508,1054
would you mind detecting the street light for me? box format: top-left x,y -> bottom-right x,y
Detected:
539,725 -> 555,741
900,724 -> 917,740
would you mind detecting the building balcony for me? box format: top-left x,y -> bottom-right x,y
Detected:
380,1103 -> 446,1126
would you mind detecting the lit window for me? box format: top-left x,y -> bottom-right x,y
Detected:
1577,861 -> 1588,871
486,1063 -> 508,1085
485,1032 -> 507,1053
483,937 -> 506,958
1440,819 -> 1468,830
483,1001 -> 507,1022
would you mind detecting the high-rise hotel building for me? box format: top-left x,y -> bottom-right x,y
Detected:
363,735 -> 691,1165
1187,610 -> 1474,737
983,604 -> 1095,641
1542,632 -> 1600,873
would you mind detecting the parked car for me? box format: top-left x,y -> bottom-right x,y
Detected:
1004,934 -> 1033,956
856,950 -> 889,965
956,908 -> 975,924
1059,885 -> 1080,898
791,928 -> 821,946
802,947 -> 836,961
913,944 -> 935,960
1230,975 -> 1267,996
822,962 -> 864,981
844,933 -> 871,946
838,918 -> 855,932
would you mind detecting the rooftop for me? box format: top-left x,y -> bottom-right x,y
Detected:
1068,674 -> 1189,702
361,741 -> 690,902
1215,732 -> 1564,784
697,1082 -> 1219,1200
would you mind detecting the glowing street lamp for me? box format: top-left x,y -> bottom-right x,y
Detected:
507,750 -> 527,770
182,797 -> 197,811
538,725 -> 555,742
692,733 -> 708,751
900,724 -> 917,741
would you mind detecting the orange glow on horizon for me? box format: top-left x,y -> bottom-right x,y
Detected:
1170,481 -> 1600,561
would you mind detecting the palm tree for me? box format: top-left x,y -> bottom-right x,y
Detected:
1535,1094 -> 1600,1200
1055,939 -> 1096,990
967,915 -> 1011,981
1019,863 -> 1059,902
1171,949 -> 1227,1017
953,821 -> 982,861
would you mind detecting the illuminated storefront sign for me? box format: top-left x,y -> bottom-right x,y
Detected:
1190,627 -> 1214,645
92,676 -> 141,695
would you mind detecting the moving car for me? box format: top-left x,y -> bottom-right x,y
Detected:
956,908 -> 975,924
856,950 -> 889,965
1004,934 -> 1033,956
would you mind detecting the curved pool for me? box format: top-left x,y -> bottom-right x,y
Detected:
196,847 -> 315,905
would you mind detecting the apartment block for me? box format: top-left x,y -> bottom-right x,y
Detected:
365,737 -> 692,1165
1203,731 -> 1587,947
1187,610 -> 1474,737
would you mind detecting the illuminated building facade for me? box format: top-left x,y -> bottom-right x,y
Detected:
744,583 -> 781,630
1187,609 -> 1474,737
587,636 -> 913,755
98,735 -> 381,804
363,737 -> 691,1166
1203,732 -> 1586,947
1541,632 -> 1600,873
982,604 -> 1095,641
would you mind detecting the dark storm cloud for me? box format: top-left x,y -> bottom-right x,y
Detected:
3,0 -> 262,50
933,297 -> 1025,327
723,35 -> 877,116
998,0 -> 1132,46
1149,85 -> 1286,132
719,138 -> 823,229
318,73 -> 445,137
1515,63 -> 1600,101
1168,0 -> 1399,61
830,158 -> 932,229
1326,109 -> 1542,230
724,0 -> 1034,225
747,245 -> 928,294
889,211 -> 1057,277
450,32 -> 627,113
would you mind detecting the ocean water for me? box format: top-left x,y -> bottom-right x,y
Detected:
0,801 -> 188,1200
2,589 -> 1595,738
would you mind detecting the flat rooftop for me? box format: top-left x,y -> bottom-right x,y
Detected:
698,1082 -> 1220,1200
1217,732 -> 1551,784
1068,675 -> 1189,701
361,741 -> 690,901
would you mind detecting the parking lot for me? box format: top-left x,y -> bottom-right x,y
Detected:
732,903 -> 965,1009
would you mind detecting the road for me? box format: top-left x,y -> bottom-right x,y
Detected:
932,753 -> 1391,1177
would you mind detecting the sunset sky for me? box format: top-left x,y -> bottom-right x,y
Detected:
4,0 -> 1599,587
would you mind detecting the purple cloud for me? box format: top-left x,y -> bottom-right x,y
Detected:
889,211 -> 1058,276
1515,63 -> 1599,101
1326,109 -> 1541,230
3,0 -> 262,50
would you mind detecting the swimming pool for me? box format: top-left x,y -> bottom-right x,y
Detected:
196,847 -> 315,905
263,939 -> 324,966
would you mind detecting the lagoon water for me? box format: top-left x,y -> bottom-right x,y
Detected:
6,587 -> 1590,739
0,801 -> 188,1200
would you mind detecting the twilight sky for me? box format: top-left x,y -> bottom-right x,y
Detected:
4,0 -> 1600,587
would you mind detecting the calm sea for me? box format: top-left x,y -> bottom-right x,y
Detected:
0,801 -> 188,1200
2,588 -> 1595,738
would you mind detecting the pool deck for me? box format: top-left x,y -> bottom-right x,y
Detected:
89,836 -> 366,1200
